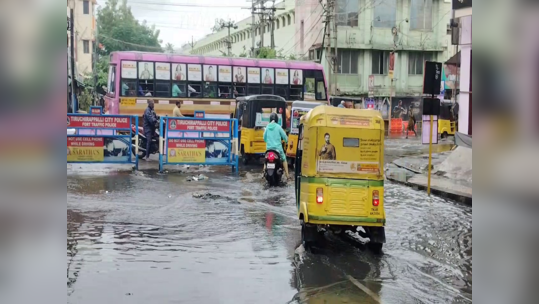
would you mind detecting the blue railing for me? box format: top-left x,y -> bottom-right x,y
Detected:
159,113 -> 239,173
67,114 -> 139,170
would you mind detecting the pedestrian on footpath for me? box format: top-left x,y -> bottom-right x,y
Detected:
173,101 -> 184,117
406,106 -> 417,139
338,100 -> 346,108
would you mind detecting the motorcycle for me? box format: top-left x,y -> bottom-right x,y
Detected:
264,149 -> 284,186
131,121 -> 161,159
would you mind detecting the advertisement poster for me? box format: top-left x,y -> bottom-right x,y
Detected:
262,68 -> 274,84
276,69 -> 289,84
67,137 -> 131,162
219,66 -> 232,82
291,108 -> 310,134
316,132 -> 381,175
67,137 -> 103,162
156,62 -> 171,80
255,113 -> 283,127
204,65 -> 217,82
167,139 -> 230,164
121,61 -> 137,79
172,63 -> 187,81
290,69 -> 303,85
67,116 -> 131,129
168,139 -> 206,163
138,62 -> 154,80
248,67 -> 261,83
168,119 -> 230,132
234,67 -> 246,83
188,64 -> 202,81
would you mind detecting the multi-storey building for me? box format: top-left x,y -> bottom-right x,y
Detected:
313,0 -> 455,118
191,0 -> 454,120
67,0 -> 96,76
191,1 -> 297,57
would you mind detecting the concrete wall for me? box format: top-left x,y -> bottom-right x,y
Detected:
457,13 -> 472,135
191,1 -> 297,57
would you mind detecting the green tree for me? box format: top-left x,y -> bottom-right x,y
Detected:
97,0 -> 163,54
257,47 -> 277,59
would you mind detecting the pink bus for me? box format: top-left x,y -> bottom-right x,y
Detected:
103,52 -> 329,118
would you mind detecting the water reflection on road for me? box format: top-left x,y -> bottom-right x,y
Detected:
67,165 -> 471,304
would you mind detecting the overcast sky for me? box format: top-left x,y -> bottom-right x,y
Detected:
96,0 -> 254,48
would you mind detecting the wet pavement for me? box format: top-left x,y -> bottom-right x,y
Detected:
67,138 -> 471,304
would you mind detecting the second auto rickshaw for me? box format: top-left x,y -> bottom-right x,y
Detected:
234,95 -> 288,164
295,106 -> 386,252
286,101 -> 324,165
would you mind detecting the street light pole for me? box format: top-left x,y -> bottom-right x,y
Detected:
69,0 -> 77,113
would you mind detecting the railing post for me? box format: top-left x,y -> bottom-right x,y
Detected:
159,117 -> 164,173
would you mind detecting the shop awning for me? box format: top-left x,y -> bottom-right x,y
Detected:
446,51 -> 461,67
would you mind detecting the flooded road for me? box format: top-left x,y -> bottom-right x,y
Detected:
67,161 -> 471,303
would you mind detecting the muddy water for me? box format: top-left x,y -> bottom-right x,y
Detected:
67,166 -> 471,304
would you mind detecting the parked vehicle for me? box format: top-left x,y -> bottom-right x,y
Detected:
286,100 -> 324,166
131,124 -> 160,159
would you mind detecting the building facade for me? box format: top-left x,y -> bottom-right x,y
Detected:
67,0 -> 96,76
452,0 -> 472,136
191,1 -> 296,57
314,0 -> 454,117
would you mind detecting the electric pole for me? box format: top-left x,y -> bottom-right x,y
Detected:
220,20 -> 238,57
324,1 -> 333,98
332,0 -> 338,96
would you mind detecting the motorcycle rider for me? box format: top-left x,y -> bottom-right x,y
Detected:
263,113 -> 290,180
143,99 -> 158,160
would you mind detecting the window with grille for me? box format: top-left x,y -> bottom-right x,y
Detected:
410,0 -> 433,30
372,50 -> 389,75
336,50 -> 359,74
408,52 -> 434,75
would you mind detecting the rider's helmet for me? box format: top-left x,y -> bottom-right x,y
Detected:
270,113 -> 279,123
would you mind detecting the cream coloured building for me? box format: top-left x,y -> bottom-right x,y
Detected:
67,0 -> 96,76
191,1 -> 297,57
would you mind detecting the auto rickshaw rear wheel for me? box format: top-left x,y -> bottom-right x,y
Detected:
368,242 -> 383,254
301,220 -> 317,250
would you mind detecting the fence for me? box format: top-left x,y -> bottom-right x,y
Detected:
159,114 -> 239,173
67,114 -> 139,170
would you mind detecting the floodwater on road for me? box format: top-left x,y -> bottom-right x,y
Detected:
67,164 -> 471,304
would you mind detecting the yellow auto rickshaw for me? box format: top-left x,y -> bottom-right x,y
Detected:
439,103 -> 456,138
286,101 -> 324,165
294,106 -> 386,252
234,95 -> 288,164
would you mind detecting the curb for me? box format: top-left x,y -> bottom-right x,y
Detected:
386,177 -> 472,206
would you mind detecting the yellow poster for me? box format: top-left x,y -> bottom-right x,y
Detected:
67,137 -> 104,162
168,139 -> 205,163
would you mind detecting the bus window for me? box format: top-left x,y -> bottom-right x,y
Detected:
172,82 -> 187,97
188,82 -> 202,97
107,65 -> 116,97
120,79 -> 137,97
155,81 -> 171,97
203,82 -> 218,98
275,85 -> 288,99
290,85 -> 303,100
219,84 -> 233,98
262,84 -> 274,95
234,84 -> 246,97
316,80 -> 327,100
247,85 -> 261,95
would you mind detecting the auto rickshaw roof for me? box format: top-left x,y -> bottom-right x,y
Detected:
291,100 -> 325,109
236,95 -> 287,104
302,106 -> 384,127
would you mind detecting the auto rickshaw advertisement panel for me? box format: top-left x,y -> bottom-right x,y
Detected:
316,127 -> 383,176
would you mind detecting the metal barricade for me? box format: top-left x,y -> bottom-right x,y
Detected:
67,114 -> 139,170
159,115 -> 239,173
